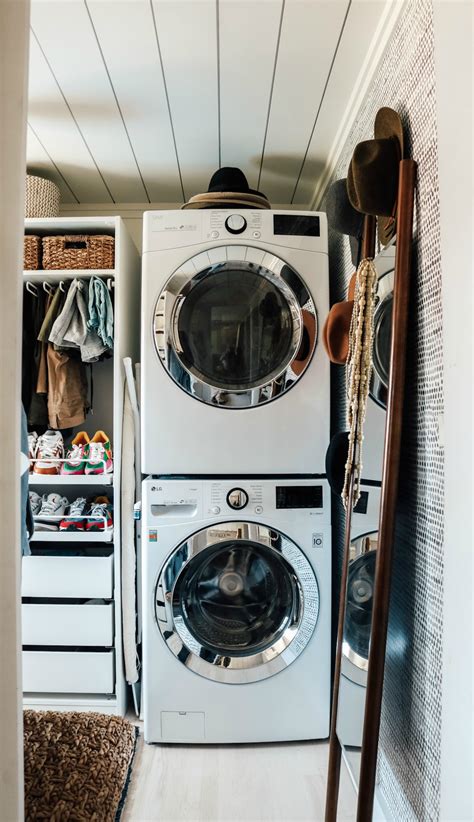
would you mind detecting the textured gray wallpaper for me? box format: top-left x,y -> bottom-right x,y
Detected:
324,0 -> 444,817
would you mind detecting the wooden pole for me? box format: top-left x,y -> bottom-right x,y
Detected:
356,159 -> 417,821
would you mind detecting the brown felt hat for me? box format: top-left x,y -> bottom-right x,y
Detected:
322,300 -> 354,365
347,107 -> 404,245
182,191 -> 270,210
322,273 -> 357,365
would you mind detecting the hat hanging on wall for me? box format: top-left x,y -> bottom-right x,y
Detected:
322,273 -> 356,365
347,107 -> 404,246
182,167 -> 271,210
325,178 -> 364,267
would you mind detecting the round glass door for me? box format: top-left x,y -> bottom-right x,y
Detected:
342,532 -> 378,680
153,247 -> 317,408
155,522 -> 320,683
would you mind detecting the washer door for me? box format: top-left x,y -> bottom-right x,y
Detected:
341,532 -> 378,686
153,247 -> 317,408
155,522 -> 320,683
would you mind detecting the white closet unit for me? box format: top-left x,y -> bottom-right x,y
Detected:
22,216 -> 140,716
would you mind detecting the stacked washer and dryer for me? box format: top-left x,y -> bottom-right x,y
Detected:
140,208 -> 332,743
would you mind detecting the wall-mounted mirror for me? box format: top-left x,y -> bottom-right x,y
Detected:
326,159 -> 417,821
335,243 -> 395,792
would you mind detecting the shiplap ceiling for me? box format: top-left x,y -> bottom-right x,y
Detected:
27,0 -> 388,206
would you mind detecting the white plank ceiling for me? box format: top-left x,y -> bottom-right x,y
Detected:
27,0 -> 388,206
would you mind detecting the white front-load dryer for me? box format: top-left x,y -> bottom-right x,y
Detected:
141,477 -> 331,743
336,484 -> 380,748
141,210 -> 329,475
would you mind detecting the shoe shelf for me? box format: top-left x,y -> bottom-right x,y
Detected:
30,529 -> 114,543
29,473 -> 114,487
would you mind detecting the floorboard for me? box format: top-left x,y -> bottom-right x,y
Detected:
123,718 -> 357,822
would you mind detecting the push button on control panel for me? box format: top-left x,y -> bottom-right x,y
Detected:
226,488 -> 249,510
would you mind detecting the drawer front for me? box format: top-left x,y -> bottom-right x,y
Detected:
22,603 -> 114,647
22,555 -> 113,599
23,650 -> 115,694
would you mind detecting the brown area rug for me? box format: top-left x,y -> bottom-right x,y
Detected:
24,710 -> 138,821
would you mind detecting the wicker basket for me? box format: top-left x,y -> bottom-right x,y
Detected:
25,175 -> 60,218
42,235 -> 115,270
24,235 -> 41,270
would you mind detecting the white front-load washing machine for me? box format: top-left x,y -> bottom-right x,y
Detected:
141,209 -> 329,475
141,477 -> 331,743
336,484 -> 380,748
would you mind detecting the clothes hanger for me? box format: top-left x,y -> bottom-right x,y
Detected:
25,282 -> 38,297
42,282 -> 55,296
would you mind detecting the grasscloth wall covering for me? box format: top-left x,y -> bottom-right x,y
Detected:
323,0 -> 443,818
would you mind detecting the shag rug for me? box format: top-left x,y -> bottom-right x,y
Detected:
24,710 -> 138,821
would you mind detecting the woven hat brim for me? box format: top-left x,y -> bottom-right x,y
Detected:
182,191 -> 270,210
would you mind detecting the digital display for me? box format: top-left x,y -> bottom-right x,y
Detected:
273,215 -> 320,237
276,485 -> 323,509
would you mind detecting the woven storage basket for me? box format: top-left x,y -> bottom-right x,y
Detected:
23,235 -> 41,270
42,235 -> 115,270
25,175 -> 60,218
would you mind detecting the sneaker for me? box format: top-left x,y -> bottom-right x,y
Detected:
33,430 -> 64,475
85,496 -> 113,531
85,431 -> 113,475
28,432 -> 38,471
35,493 -> 69,531
29,491 -> 42,517
61,432 -> 90,476
59,496 -> 88,531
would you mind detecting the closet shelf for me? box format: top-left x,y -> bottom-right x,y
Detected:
29,473 -> 114,487
23,269 -> 115,281
30,529 -> 114,544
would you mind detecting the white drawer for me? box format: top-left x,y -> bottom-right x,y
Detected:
22,603 -> 114,647
23,650 -> 115,694
22,555 -> 113,599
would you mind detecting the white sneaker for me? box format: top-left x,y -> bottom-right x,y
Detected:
28,431 -> 38,471
29,491 -> 42,516
33,430 -> 64,475
35,493 -> 69,531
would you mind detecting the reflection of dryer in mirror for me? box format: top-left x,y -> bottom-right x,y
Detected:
141,209 -> 329,475
336,486 -> 380,749
361,243 -> 395,484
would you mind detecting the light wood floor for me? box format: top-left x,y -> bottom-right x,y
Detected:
122,719 -> 357,822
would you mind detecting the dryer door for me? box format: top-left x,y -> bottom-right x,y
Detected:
155,521 -> 320,683
153,247 -> 317,408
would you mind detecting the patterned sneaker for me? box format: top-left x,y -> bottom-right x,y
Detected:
61,432 -> 90,476
34,493 -> 69,531
59,496 -> 88,531
29,491 -> 42,517
28,432 -> 38,472
85,496 -> 113,531
33,430 -> 64,475
85,431 -> 113,475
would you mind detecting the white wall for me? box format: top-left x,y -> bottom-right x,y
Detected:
433,2 -> 473,819
0,0 -> 30,818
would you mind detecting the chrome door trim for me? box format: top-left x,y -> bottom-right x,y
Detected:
370,268 -> 394,409
153,246 -> 317,408
154,521 -> 320,684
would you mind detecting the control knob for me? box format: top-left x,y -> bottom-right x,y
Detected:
226,488 -> 249,510
225,214 -> 247,234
